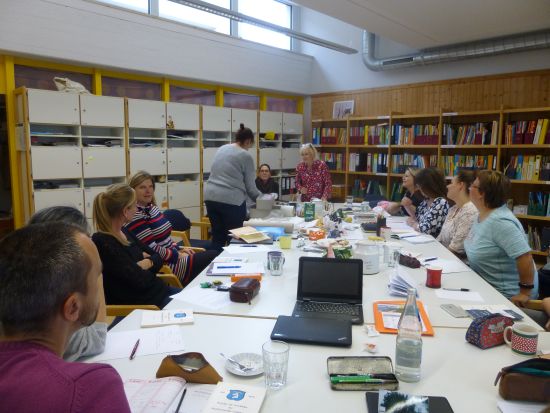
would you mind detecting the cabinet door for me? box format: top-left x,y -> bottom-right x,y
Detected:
260,111 -> 282,134
282,113 -> 303,134
34,189 -> 84,213
80,95 -> 124,127
129,148 -> 167,175
127,99 -> 166,129
259,148 -> 281,169
167,147 -> 200,174
155,183 -> 168,209
179,206 -> 201,239
82,147 -> 126,178
232,108 -> 258,133
168,181 -> 200,208
202,147 -> 218,173
27,89 -> 80,125
31,146 -> 82,179
167,102 -> 199,130
248,148 -> 257,169
202,106 -> 231,131
83,185 -> 108,219
282,148 -> 301,169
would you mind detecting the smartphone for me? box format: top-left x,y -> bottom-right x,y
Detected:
503,309 -> 524,321
440,304 -> 470,318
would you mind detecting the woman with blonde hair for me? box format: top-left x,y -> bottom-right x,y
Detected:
381,167 -> 424,216
126,171 -> 218,286
92,183 -> 180,308
295,143 -> 332,201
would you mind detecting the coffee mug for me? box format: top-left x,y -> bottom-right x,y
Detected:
503,323 -> 538,355
425,266 -> 442,288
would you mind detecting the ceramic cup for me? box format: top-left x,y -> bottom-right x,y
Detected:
503,323 -> 538,356
425,266 -> 443,288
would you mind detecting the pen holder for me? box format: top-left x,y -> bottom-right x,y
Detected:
156,352 -> 223,384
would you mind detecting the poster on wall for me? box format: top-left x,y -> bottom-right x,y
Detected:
332,100 -> 354,119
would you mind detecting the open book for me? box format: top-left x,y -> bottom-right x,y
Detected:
229,226 -> 271,244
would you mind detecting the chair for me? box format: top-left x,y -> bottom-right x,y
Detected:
163,209 -> 212,249
524,300 -> 543,311
157,272 -> 183,288
106,304 -> 160,326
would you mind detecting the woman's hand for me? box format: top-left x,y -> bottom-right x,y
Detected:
179,247 -> 195,255
137,258 -> 152,270
510,292 -> 530,307
178,251 -> 190,259
401,196 -> 412,207
142,252 -> 150,259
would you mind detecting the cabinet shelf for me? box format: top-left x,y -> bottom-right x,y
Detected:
348,144 -> 389,149
349,171 -> 388,176
440,144 -> 498,149
515,214 -> 550,221
510,180 -> 550,185
500,144 -> 549,149
392,144 -> 438,149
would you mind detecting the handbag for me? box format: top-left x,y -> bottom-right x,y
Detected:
494,358 -> 550,402
398,253 -> 421,269
465,313 -> 514,349
229,278 -> 260,304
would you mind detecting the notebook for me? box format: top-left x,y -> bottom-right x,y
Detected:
292,257 -> 364,325
270,315 -> 352,347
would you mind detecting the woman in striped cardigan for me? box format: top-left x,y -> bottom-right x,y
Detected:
125,171 -> 218,286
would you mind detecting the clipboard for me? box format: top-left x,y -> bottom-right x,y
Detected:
372,300 -> 434,336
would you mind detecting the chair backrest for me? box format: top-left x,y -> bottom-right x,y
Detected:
538,266 -> 550,299
163,209 -> 191,232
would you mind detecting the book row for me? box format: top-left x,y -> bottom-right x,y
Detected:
504,155 -> 550,181
504,119 -> 550,145
441,155 -> 497,177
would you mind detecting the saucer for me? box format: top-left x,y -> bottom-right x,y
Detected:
225,352 -> 263,377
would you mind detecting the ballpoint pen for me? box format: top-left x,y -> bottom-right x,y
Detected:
175,388 -> 187,413
423,257 -> 437,262
129,339 -> 140,360
443,288 -> 470,292
217,265 -> 241,269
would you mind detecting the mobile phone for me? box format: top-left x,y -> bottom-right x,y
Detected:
503,309 -> 524,321
217,285 -> 231,292
440,304 -> 470,318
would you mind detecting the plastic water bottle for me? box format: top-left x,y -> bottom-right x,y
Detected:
395,288 -> 422,382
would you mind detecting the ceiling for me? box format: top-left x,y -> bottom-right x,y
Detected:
293,0 -> 550,50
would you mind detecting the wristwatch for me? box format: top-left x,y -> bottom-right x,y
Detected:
518,282 -> 534,289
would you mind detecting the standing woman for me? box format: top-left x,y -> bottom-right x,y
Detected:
126,171 -> 219,287
437,170 -> 478,257
295,143 -> 332,201
256,164 -> 279,195
464,170 -> 538,305
92,183 -> 180,308
407,167 -> 449,237
204,124 -> 261,251
382,167 -> 424,216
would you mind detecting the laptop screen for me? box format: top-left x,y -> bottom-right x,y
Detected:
297,257 -> 363,304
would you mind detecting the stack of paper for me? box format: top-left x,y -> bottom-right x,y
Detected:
229,226 -> 271,244
388,267 -> 420,297
207,262 -> 264,276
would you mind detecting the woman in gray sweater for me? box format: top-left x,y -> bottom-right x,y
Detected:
204,124 -> 261,250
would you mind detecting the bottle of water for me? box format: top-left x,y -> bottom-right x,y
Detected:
395,288 -> 422,382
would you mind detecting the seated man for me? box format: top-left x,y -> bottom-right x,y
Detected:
0,222 -> 130,413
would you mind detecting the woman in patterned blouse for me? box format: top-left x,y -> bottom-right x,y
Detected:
295,143 -> 332,201
407,167 -> 449,237
126,171 -> 218,286
437,170 -> 478,257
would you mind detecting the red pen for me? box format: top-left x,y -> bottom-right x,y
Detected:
129,339 -> 140,360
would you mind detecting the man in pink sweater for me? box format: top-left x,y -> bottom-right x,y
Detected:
0,222 -> 130,413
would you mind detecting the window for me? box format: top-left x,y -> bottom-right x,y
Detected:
223,92 -> 259,109
102,77 -> 161,100
96,0 -> 149,13
267,97 -> 297,113
159,0 -> 230,34
14,66 -> 93,92
170,86 -> 216,105
237,0 -> 291,50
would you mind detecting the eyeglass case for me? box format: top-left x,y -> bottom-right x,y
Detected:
327,356 -> 399,391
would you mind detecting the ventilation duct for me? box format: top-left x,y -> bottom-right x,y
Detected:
362,30 -> 550,71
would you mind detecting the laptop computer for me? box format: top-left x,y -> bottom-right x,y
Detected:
270,315 -> 352,347
292,257 -> 364,325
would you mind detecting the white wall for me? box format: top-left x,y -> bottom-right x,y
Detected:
299,8 -> 550,94
0,0 -> 314,95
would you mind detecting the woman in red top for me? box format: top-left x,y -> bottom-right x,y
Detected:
295,143 -> 332,201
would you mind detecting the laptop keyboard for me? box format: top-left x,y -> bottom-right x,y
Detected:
296,301 -> 361,316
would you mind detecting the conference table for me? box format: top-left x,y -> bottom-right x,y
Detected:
103,214 -> 548,413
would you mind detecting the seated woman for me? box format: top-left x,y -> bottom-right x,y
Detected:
437,170 -> 478,257
29,206 -> 107,361
382,167 -> 424,216
92,183 -> 181,309
407,167 -> 449,237
255,163 -> 279,195
464,170 -> 538,305
126,171 -> 218,287
295,143 -> 332,201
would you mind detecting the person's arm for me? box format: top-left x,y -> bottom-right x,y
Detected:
320,162 -> 332,201
243,153 -> 262,201
383,201 -> 401,215
295,164 -> 304,194
125,218 -> 179,265
543,297 -> 550,331
401,196 -> 417,217
510,252 -> 535,307
76,366 -> 131,413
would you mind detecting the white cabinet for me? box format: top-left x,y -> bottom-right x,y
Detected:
167,148 -> 200,174
282,148 -> 301,170
82,147 -> 126,178
167,102 -> 199,130
80,95 -> 125,127
129,148 -> 166,175
127,99 -> 166,129
202,148 -> 218,173
34,189 -> 84,212
31,146 -> 81,180
83,185 -> 108,219
232,108 -> 258,133
168,181 -> 200,209
260,111 -> 282,133
259,148 -> 281,169
202,106 -> 231,131
283,113 -> 303,134
155,183 -> 169,209
26,89 -> 80,125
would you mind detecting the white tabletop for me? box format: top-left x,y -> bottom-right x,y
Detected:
107,311 -> 550,413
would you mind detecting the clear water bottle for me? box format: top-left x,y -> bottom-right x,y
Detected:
395,288 -> 422,382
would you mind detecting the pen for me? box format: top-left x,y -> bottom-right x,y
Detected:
330,377 -> 385,384
175,388 -> 187,413
423,257 -> 437,262
129,339 -> 140,360
240,245 -> 257,248
217,265 -> 241,269
443,288 -> 470,292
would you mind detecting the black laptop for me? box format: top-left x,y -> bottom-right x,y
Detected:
270,315 -> 352,347
292,257 -> 364,325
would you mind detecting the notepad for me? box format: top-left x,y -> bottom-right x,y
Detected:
202,382 -> 266,413
141,309 -> 194,327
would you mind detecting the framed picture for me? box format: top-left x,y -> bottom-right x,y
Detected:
332,100 -> 354,119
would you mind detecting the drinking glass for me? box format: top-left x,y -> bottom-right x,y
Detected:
262,340 -> 289,390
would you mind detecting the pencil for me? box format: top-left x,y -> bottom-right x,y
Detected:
129,339 -> 140,360
175,388 -> 187,413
